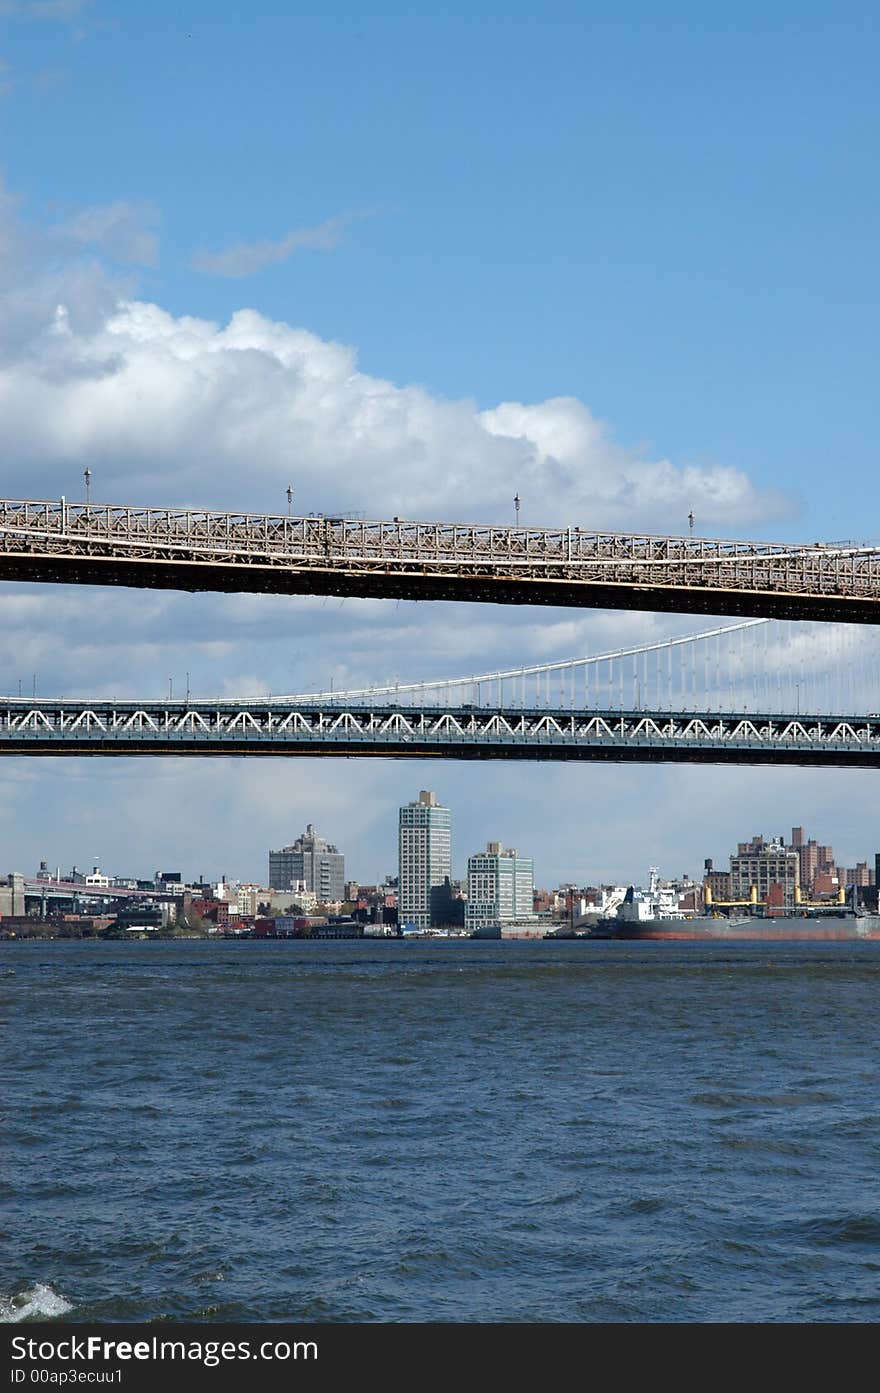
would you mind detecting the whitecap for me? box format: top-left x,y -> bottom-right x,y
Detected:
0,1283 -> 73,1322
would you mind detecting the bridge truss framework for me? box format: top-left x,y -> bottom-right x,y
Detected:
3,497 -> 880,621
4,697 -> 880,767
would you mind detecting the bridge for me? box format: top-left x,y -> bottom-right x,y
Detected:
2,697 -> 880,766
3,496 -> 880,622
19,877 -> 187,905
3,618 -> 880,766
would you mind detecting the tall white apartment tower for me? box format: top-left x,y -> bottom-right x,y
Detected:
398,790 -> 452,930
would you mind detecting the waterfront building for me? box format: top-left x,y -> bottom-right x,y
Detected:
703,866 -> 731,902
729,835 -> 799,907
261,884 -> 319,914
465,842 -> 536,934
706,827 -> 879,909
398,790 -> 452,930
268,824 -> 345,902
236,883 -> 270,918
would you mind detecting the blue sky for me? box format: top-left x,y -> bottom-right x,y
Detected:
0,0 -> 878,885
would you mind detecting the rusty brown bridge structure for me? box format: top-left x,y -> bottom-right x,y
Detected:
2,496 -> 880,622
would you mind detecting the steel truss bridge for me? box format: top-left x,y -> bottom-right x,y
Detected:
3,496 -> 880,622
4,698 -> 880,767
3,616 -> 880,765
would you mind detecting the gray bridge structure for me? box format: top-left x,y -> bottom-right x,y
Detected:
3,496 -> 880,622
3,617 -> 880,767
4,695 -> 880,768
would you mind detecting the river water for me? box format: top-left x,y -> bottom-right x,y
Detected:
3,939 -> 879,1322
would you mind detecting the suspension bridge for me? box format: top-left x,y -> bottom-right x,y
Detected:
3,496 -> 880,622
4,618 -> 880,765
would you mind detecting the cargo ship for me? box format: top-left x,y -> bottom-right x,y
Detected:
590,871 -> 880,941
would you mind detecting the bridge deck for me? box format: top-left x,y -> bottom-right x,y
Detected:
3,699 -> 880,767
2,498 -> 880,621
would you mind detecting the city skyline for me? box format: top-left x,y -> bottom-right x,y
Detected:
7,802 -> 880,905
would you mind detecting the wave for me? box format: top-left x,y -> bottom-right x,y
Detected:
0,1283 -> 73,1322
793,1214 -> 880,1245
690,1090 -> 837,1108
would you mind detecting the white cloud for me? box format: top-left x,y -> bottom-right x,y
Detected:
192,213 -> 358,278
0,289 -> 791,533
0,176 -> 793,530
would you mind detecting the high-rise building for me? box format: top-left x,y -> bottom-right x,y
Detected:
799,838 -> 820,892
465,842 -> 535,933
398,791 -> 452,929
783,827 -> 840,896
268,824 -> 344,902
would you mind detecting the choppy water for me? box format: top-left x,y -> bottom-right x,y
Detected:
3,939 -> 880,1322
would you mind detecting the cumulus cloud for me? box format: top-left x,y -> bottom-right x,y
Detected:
192,213 -> 357,278
0,192 -> 791,531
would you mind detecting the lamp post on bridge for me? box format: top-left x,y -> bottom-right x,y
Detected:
286,484 -> 293,517
514,493 -> 521,527
84,467 -> 92,507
